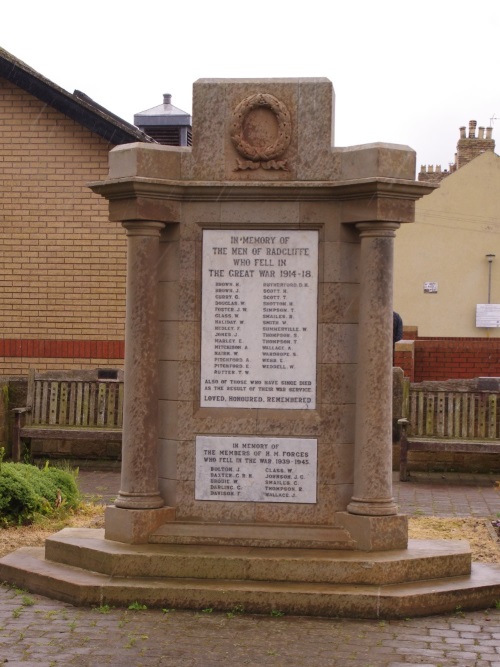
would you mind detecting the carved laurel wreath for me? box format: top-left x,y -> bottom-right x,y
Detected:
230,93 -> 291,169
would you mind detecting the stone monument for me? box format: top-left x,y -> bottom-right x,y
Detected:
2,78 -> 500,617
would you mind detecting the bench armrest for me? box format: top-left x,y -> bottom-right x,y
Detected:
12,407 -> 31,415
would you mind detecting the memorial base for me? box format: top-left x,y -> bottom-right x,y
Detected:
2,528 -> 500,619
104,506 -> 176,544
335,512 -> 408,551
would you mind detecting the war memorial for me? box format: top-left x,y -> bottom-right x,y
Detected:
2,78 -> 500,617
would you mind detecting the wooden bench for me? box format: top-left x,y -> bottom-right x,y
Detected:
12,369 -> 124,462
398,378 -> 500,481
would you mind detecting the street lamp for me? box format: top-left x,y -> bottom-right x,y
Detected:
486,254 -> 496,303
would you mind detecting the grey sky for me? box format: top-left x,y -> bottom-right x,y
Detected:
2,0 -> 499,171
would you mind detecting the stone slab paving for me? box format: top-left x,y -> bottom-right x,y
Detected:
1,584 -> 500,666
2,469 -> 500,666
394,472 -> 500,518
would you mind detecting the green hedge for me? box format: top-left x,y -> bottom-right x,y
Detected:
0,460 -> 80,526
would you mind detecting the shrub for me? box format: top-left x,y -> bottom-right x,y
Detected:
0,460 -> 80,527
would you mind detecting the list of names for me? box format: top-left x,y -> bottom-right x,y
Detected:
195,436 -> 317,503
201,229 -> 318,409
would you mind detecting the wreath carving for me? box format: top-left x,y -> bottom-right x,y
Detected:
230,93 -> 291,170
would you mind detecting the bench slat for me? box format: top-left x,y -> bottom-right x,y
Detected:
452,394 -> 460,438
117,383 -> 124,428
49,382 -> 59,425
405,438 -> 500,454
425,395 -> 434,435
97,383 -> 106,427
489,394 -> 497,438
436,392 -> 445,436
416,391 -> 424,435
106,384 -> 116,427
20,426 -> 122,441
33,380 -> 42,427
478,395 -> 487,438
82,383 -> 90,426
68,382 -> 76,426
468,394 -> 475,438
446,392 -> 453,435
75,383 -> 83,427
58,382 -> 68,426
89,384 -> 97,426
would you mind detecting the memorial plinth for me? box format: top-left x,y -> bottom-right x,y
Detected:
4,79 -> 497,619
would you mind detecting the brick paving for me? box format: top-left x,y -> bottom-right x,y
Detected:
1,470 -> 500,666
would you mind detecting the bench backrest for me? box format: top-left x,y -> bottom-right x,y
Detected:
408,388 -> 499,440
25,369 -> 124,429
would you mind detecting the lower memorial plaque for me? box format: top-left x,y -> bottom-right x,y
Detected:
195,435 -> 317,503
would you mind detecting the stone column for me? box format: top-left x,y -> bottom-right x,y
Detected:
115,220 -> 165,510
347,221 -> 399,517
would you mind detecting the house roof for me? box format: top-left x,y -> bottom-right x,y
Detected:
0,47 -> 155,145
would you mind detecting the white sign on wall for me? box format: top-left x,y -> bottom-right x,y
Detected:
476,304 -> 500,328
200,229 -> 318,409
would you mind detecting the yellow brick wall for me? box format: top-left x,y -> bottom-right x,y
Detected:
0,78 -> 126,374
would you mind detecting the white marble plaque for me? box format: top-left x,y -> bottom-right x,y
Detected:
195,436 -> 317,503
201,230 -> 318,409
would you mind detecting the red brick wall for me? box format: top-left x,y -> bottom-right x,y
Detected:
394,346 -> 414,382
399,337 -> 500,382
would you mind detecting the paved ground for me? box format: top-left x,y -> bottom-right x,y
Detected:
1,470 -> 500,666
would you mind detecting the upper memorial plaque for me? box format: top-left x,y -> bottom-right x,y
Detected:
201,229 -> 318,409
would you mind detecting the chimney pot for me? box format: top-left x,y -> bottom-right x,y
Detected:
468,120 -> 477,138
486,127 -> 493,140
478,126 -> 485,139
460,126 -> 466,139
163,93 -> 172,105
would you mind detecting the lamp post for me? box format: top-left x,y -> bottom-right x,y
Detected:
486,254 -> 496,304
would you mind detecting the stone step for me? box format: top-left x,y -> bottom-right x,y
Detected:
1,546 -> 500,619
149,520 -> 356,549
43,528 -> 471,586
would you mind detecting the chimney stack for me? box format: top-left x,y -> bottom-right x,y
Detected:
456,119 -> 495,169
134,94 -> 192,146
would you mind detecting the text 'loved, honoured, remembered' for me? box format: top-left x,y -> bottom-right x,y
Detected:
201,229 -> 318,409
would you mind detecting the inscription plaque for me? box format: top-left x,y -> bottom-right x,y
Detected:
476,304 -> 500,328
195,435 -> 317,503
201,229 -> 318,409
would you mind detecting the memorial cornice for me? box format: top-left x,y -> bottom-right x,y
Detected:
89,176 -> 435,204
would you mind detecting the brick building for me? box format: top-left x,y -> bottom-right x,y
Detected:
394,121 -> 500,381
0,47 -> 155,375
418,119 -> 495,184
